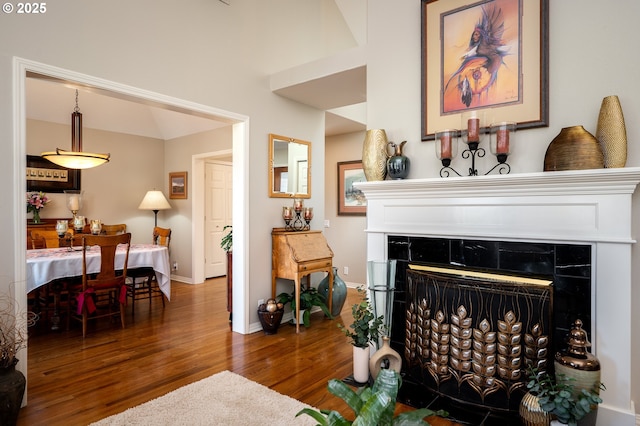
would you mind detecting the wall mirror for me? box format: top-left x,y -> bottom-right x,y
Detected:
269,133 -> 311,198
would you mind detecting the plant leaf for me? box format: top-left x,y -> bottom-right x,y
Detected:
327,379 -> 363,414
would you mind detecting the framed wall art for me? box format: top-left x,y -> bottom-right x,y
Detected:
337,161 -> 366,216
26,155 -> 81,193
421,0 -> 549,140
169,171 -> 188,199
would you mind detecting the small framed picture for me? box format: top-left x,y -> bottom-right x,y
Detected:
337,161 -> 366,216
169,171 -> 188,199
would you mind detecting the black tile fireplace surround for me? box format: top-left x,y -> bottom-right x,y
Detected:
386,235 -> 592,425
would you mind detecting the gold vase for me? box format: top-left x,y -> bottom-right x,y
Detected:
543,126 -> 603,171
519,391 -> 551,426
362,129 -> 389,181
596,95 -> 627,168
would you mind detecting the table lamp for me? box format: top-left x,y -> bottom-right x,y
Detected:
138,190 -> 171,227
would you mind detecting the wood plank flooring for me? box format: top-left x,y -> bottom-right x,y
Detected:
18,278 -> 456,425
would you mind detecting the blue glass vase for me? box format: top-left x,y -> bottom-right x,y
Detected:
318,267 -> 347,317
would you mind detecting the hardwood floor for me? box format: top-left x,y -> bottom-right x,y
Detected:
19,278 -> 461,425
17,279 -> 375,424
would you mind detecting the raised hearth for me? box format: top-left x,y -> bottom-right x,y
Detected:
355,168 -> 640,426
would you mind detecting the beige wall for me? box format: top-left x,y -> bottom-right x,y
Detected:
324,131 -> 367,287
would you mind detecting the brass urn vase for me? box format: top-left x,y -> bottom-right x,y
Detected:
362,129 -> 389,181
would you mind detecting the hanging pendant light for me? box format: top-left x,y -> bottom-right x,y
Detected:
41,89 -> 110,169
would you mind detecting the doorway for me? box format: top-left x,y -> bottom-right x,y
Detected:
204,161 -> 232,278
14,58 -> 251,390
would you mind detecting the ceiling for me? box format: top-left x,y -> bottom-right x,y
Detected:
26,62 -> 366,140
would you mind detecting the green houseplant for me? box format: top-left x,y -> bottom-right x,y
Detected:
526,367 -> 605,426
338,286 -> 384,383
220,225 -> 232,253
296,368 -> 448,425
338,286 -> 384,348
277,286 -> 332,327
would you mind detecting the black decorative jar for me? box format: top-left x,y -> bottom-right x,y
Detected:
0,359 -> 26,426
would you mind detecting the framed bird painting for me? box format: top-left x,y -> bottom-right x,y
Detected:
421,0 -> 549,140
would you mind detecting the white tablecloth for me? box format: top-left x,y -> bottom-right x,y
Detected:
26,244 -> 171,300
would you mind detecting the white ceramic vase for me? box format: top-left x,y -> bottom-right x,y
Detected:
352,345 -> 370,384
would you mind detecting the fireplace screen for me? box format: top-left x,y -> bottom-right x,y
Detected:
404,265 -> 553,413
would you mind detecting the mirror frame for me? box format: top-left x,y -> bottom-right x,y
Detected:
268,133 -> 311,199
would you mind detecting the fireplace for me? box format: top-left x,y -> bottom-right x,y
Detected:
355,168 -> 640,425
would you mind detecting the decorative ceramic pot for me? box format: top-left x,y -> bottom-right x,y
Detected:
554,319 -> 600,426
257,309 -> 283,335
543,126 -> 604,171
596,95 -> 627,168
0,360 -> 26,426
386,141 -> 410,179
519,391 -> 551,426
317,267 -> 347,317
369,336 -> 402,380
352,345 -> 370,384
362,129 -> 389,181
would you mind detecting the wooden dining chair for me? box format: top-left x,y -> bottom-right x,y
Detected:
126,227 -> 171,315
70,233 -> 131,338
30,230 -> 62,249
101,224 -> 127,235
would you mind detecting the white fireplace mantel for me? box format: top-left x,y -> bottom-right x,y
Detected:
355,168 -> 639,425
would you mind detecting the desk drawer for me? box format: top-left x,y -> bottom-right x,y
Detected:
298,259 -> 331,272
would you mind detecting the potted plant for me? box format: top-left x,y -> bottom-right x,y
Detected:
338,286 -> 384,383
277,286 -> 331,327
297,368 -> 448,425
26,191 -> 50,224
526,367 -> 605,426
220,225 -> 232,319
0,291 -> 34,425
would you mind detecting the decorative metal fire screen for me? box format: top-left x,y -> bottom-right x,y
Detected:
404,265 -> 553,413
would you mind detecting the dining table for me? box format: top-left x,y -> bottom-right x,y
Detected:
26,244 -> 171,329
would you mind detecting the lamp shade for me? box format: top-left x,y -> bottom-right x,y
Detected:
138,190 -> 171,211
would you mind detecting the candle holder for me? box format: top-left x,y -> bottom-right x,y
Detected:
65,190 -> 83,221
283,200 -> 311,231
436,120 -> 514,177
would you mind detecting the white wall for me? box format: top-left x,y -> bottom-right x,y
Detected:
0,0 -> 357,356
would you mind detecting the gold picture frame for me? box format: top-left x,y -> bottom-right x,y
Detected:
169,171 -> 188,199
337,161 -> 366,216
421,0 -> 549,140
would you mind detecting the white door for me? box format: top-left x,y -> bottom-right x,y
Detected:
205,162 -> 232,278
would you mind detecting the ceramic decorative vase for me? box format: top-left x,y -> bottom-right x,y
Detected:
362,129 -> 389,181
555,319 -> 601,397
317,267 -> 347,317
368,336 -> 402,380
386,141 -> 410,179
352,345 -> 370,384
543,126 -> 604,172
257,309 -> 283,335
519,391 -> 551,426
554,319 -> 600,426
0,360 -> 26,426
596,95 -> 627,168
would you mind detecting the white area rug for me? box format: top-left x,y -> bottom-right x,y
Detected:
90,370 -> 317,426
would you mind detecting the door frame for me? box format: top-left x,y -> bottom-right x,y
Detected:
193,153 -> 232,282
13,57 -> 252,389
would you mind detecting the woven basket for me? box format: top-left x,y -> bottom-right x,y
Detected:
544,126 -> 604,172
596,95 -> 627,168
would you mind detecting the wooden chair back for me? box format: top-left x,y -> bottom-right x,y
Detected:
30,230 -> 62,249
101,224 -> 127,235
153,227 -> 171,249
82,233 -> 131,289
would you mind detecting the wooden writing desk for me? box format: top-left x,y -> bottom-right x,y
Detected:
271,228 -> 333,333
